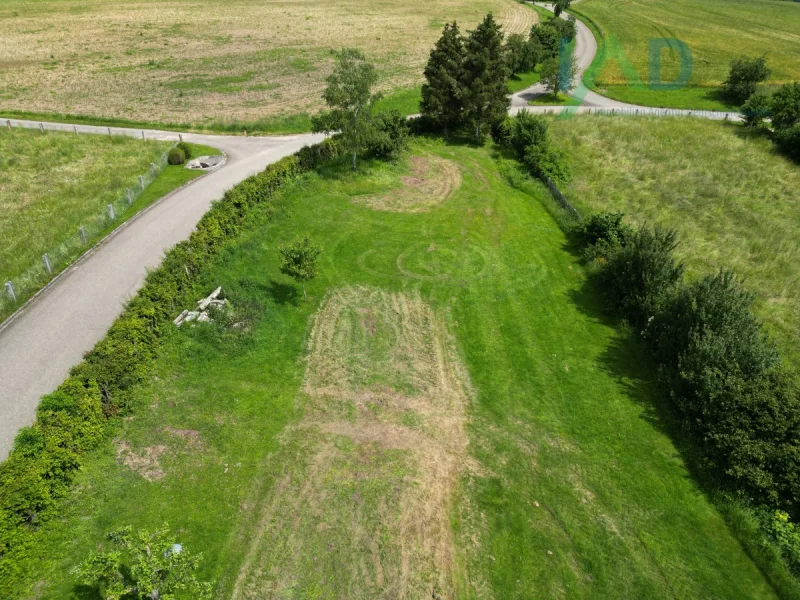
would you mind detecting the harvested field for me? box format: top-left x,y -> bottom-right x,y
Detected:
0,0 -> 537,126
232,287 -> 472,599
354,154 -> 462,213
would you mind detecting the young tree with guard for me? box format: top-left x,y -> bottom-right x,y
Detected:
278,237 -> 322,300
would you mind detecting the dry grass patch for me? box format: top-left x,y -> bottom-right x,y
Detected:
354,154 -> 462,213
232,286 -> 473,599
0,0 -> 536,124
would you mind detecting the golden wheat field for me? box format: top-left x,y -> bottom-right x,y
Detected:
0,0 -> 535,126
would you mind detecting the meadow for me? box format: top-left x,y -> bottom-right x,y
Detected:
7,139 -> 782,598
575,0 -> 800,109
549,114 -> 800,366
0,0 -> 536,131
0,127 -> 215,321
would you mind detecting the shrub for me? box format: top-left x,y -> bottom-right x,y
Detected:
574,211 -> 633,262
167,147 -> 185,165
498,110 -> 548,159
722,56 -> 770,104
741,93 -> 772,129
368,110 -> 410,160
598,225 -> 684,327
771,83 -> 800,131
647,270 -> 779,376
176,141 -> 193,160
766,511 -> 800,575
524,144 -> 571,185
776,124 -> 800,162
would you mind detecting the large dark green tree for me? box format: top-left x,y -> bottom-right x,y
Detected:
420,22 -> 466,136
461,13 -> 509,140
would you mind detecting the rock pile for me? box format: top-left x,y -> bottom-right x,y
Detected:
173,286 -> 228,327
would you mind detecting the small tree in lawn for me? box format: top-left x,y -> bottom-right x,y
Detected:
279,237 -> 321,300
722,55 -> 770,104
312,48 -> 380,169
541,53 -> 578,99
71,524 -> 212,600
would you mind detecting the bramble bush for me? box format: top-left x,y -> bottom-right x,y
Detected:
0,138 -> 340,596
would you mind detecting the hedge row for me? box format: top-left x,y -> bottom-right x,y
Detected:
0,136 -> 341,593
576,214 -> 800,513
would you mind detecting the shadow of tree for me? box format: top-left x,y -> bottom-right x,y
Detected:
70,584 -> 102,600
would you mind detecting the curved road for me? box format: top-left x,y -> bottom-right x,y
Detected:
0,2 -> 740,458
511,3 -> 741,120
0,120 -> 324,459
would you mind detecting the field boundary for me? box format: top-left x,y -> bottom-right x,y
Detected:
0,164 -> 215,336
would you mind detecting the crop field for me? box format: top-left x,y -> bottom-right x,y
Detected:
549,114 -> 800,366
0,0 -> 536,130
7,139 -> 781,598
576,0 -> 800,109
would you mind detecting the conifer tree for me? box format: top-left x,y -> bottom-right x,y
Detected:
461,13 -> 509,140
420,22 -> 466,136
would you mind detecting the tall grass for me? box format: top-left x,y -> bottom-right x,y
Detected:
549,114 -> 800,366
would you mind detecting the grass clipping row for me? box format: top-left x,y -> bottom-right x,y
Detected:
354,154 -> 462,213
233,286 -> 473,599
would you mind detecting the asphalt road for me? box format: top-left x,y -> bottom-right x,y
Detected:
510,3 -> 741,120
0,120 -> 324,459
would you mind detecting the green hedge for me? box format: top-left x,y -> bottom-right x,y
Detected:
0,136 -> 340,593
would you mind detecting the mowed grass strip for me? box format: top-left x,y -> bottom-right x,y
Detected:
548,115 -> 800,366
576,0 -> 800,109
0,0 -> 536,128
8,140 -> 778,598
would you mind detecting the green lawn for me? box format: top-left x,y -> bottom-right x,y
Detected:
8,139 -> 781,599
549,114 -> 800,366
574,0 -> 800,110
0,129 -> 216,321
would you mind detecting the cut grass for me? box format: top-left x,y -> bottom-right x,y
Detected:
0,0 -> 537,127
5,139 -> 783,599
548,115 -> 800,367
0,134 -> 218,322
574,0 -> 800,110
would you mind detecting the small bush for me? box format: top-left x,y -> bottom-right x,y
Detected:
722,56 -> 770,104
574,211 -> 633,263
168,147 -> 185,165
776,124 -> 800,162
176,141 -> 193,160
497,111 -> 549,159
524,144 -> 571,185
598,225 -> 684,328
766,511 -> 800,575
771,83 -> 800,131
368,110 -> 409,160
741,93 -> 772,129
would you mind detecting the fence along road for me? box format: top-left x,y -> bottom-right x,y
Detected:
0,119 -> 324,459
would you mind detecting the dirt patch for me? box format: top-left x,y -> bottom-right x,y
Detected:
354,154 -> 462,213
116,441 -> 167,482
232,287 -> 472,599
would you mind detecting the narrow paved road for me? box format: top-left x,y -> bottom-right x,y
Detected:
510,3 -> 741,120
0,120 -> 324,459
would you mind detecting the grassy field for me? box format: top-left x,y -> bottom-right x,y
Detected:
0,127 -> 216,321
575,0 -> 800,109
549,115 -> 800,366
6,139 -> 782,599
0,0 -> 536,130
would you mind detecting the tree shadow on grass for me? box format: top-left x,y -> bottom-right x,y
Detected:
263,279 -> 301,306
567,273 -> 715,493
70,585 -> 102,600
